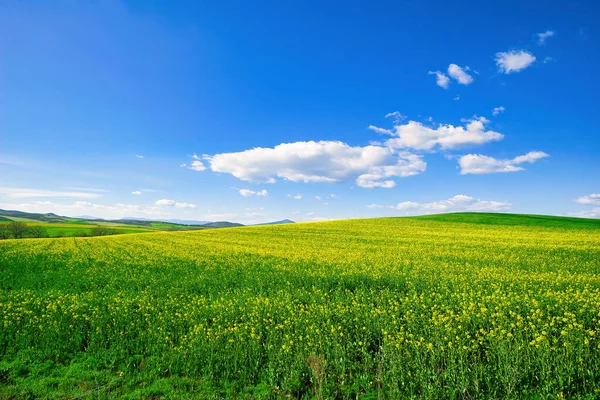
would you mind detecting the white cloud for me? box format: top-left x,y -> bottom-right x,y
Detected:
447,64 -> 474,85
382,116 -> 503,151
288,194 -> 302,200
368,194 -> 512,214
181,153 -> 206,171
495,50 -> 536,74
0,187 -> 101,199
385,111 -> 406,124
239,189 -> 268,197
315,196 -> 322,200
574,194 -> 600,206
175,202 -> 196,209
458,151 -> 549,174
330,193 -> 340,199
156,199 -> 175,206
536,30 -> 555,45
205,141 -> 426,189
570,208 -> 600,218
492,106 -> 505,116
132,191 -> 142,195
428,70 -> 450,89
453,95 -> 460,101
368,125 -> 394,135
136,155 -> 144,159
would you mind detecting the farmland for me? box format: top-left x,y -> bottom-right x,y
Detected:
1,214 -> 600,399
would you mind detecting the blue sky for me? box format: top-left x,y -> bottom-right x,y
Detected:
1,0 -> 599,223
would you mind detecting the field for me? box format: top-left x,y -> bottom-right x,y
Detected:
1,214 -> 600,399
0,215 -> 211,238
0,222 -> 153,237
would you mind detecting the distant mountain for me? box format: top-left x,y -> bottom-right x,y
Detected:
0,209 -> 68,223
256,219 -> 295,225
74,215 -> 103,220
121,217 -> 210,225
0,209 -> 239,230
202,221 -> 244,228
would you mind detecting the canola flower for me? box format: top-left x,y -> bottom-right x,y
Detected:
0,217 -> 599,398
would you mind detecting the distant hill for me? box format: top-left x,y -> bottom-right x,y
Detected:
202,221 -> 244,228
255,219 -> 295,225
0,209 -> 69,223
0,209 -> 241,230
121,217 -> 211,225
74,215 -> 103,220
410,212 -> 600,230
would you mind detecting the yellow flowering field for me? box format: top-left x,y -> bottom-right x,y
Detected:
1,215 -> 600,398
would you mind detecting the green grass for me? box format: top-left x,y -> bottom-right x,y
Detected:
0,216 -> 45,223
411,212 -> 600,230
1,214 -> 600,399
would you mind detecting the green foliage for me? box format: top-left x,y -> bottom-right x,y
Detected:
8,221 -> 27,238
25,225 -> 48,238
0,223 -> 10,239
0,216 -> 600,398
90,226 -> 119,236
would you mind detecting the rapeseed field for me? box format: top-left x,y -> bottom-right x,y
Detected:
1,215 -> 599,398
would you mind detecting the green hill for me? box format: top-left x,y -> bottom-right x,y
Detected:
409,212 -> 600,230
202,221 -> 244,228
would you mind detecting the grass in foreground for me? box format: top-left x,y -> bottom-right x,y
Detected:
1,214 -> 600,399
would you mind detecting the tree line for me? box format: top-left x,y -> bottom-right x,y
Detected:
0,222 -> 119,239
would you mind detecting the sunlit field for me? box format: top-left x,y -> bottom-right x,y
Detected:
1,214 -> 600,399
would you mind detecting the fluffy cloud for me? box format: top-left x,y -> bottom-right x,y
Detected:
492,106 -> 505,116
0,187 -> 101,199
381,116 -> 503,151
458,151 -> 549,174
570,195 -> 600,218
447,64 -> 474,85
368,195 -> 511,214
156,199 -> 175,206
136,155 -> 144,159
428,70 -> 450,89
239,189 -> 268,197
368,125 -> 394,135
495,50 -> 536,74
574,194 -> 600,206
132,191 -> 142,195
536,30 -> 555,45
181,154 -> 206,171
205,141 -> 426,189
385,111 -> 406,124
155,199 -> 196,208
330,193 -> 340,199
288,194 -> 302,200
570,209 -> 600,218
175,202 -> 196,209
